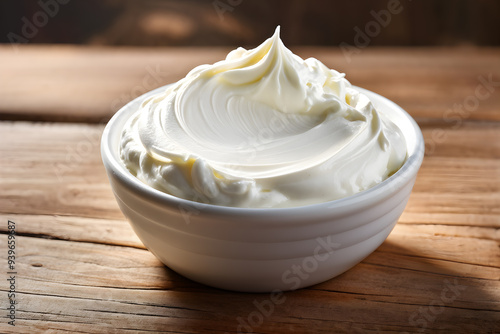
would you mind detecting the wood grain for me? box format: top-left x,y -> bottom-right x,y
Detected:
0,46 -> 499,333
0,230 -> 497,334
1,46 -> 499,122
1,121 -> 498,225
0,119 -> 499,333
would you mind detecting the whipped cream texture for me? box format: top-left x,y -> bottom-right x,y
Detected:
120,27 -> 407,208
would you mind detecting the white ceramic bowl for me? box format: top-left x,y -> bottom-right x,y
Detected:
101,85 -> 424,292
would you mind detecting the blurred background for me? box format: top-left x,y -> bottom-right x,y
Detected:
1,0 -> 500,47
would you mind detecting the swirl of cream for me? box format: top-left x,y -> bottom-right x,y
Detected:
120,27 -> 407,208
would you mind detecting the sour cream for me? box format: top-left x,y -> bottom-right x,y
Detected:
120,27 -> 407,208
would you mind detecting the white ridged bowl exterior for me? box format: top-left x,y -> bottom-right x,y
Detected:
101,86 -> 424,292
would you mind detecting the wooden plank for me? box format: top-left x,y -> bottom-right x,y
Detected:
0,213 -> 144,249
0,213 -> 497,272
305,47 -> 500,123
0,118 -> 499,332
1,46 -> 499,122
0,122 -> 120,219
0,46 -> 227,123
0,234 -> 497,333
0,214 -> 500,279
1,121 -> 498,225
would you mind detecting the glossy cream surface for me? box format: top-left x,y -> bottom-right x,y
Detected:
120,27 -> 407,208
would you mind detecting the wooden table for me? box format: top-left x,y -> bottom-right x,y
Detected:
0,45 -> 499,333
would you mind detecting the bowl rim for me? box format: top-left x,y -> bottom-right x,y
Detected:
101,85 -> 425,218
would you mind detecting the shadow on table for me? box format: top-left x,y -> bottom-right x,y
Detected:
148,240 -> 498,333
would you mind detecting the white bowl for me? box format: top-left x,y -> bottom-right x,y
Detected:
101,85 -> 424,292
